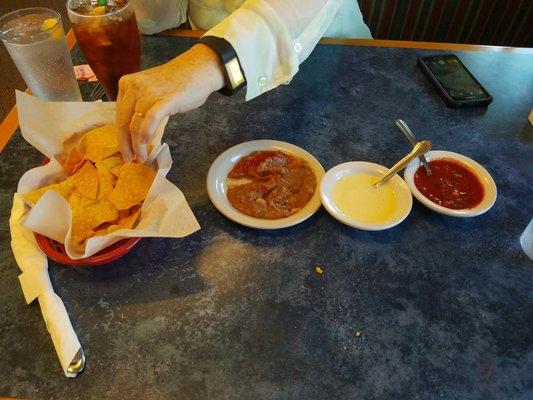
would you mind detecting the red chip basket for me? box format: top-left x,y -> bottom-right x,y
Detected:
34,233 -> 141,266
32,158 -> 141,266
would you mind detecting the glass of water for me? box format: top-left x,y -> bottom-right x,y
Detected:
0,8 -> 82,101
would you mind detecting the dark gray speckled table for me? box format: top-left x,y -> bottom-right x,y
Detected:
1,36 -> 532,400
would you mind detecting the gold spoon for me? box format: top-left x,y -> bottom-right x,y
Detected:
373,140 -> 432,188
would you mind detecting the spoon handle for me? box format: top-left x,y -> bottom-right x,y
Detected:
374,140 -> 432,188
395,119 -> 432,174
395,119 -> 418,146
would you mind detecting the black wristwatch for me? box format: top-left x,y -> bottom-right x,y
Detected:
198,36 -> 246,96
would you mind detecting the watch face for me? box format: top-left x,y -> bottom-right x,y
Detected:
225,58 -> 245,89
200,36 -> 246,94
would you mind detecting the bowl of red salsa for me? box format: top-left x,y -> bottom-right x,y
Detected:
403,150 -> 497,217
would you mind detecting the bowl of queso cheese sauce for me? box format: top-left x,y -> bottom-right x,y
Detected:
404,150 -> 497,217
320,162 -> 413,230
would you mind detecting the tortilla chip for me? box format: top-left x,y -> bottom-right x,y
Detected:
94,223 -> 112,236
100,205 -> 141,235
95,160 -> 116,184
95,205 -> 141,236
73,159 -> 87,174
22,179 -> 75,205
102,156 -> 123,171
117,209 -> 130,219
109,163 -> 156,210
79,124 -> 120,162
74,197 -> 118,229
71,213 -> 95,245
110,163 -> 124,178
87,198 -> 118,228
96,169 -> 114,199
71,161 -> 99,200
64,147 -> 85,175
118,205 -> 141,229
70,195 -> 117,244
68,189 -> 84,210
107,225 -> 121,234
69,189 -> 96,210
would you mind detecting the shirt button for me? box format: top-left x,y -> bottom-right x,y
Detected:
294,42 -> 302,53
257,76 -> 266,87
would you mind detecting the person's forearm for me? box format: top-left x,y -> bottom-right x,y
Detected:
174,44 -> 225,94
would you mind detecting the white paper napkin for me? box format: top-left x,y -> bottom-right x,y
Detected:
10,195 -> 81,377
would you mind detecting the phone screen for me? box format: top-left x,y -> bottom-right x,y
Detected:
422,55 -> 490,101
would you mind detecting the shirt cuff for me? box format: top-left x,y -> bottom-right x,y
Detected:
204,0 -> 300,101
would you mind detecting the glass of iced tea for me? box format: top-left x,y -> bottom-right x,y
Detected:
67,0 -> 140,100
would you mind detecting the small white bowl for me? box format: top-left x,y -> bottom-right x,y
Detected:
403,150 -> 497,217
320,161 -> 413,230
207,140 -> 325,229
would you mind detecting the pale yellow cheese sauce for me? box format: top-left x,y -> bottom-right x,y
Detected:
332,172 -> 401,224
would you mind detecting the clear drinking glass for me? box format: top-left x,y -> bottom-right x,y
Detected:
0,8 -> 82,101
67,0 -> 141,101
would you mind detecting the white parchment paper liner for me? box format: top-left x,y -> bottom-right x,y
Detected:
15,90 -> 200,259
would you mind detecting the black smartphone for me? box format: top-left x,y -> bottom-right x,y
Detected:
417,54 -> 492,108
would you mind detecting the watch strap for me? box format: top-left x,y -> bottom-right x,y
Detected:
198,36 -> 246,96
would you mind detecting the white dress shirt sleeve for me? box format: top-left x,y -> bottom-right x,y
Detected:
204,0 -> 343,100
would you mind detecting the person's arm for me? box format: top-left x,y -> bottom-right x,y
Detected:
116,0 -> 341,161
205,0 -> 342,100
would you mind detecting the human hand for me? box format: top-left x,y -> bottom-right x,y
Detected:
116,43 -> 225,161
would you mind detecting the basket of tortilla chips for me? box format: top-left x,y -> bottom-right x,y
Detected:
24,125 -> 164,265
14,92 -> 200,265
